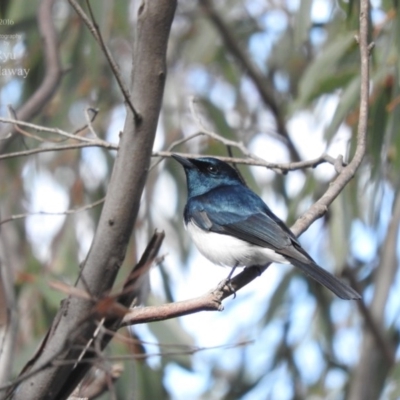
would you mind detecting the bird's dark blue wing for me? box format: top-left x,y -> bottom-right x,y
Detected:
186,185 -> 300,252
185,185 -> 361,300
207,211 -> 293,250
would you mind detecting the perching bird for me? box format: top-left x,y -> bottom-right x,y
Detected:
172,154 -> 360,300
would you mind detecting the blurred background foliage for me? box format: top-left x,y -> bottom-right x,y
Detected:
1,0 -> 400,399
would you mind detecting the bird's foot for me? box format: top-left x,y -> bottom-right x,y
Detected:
217,277 -> 237,299
217,266 -> 238,298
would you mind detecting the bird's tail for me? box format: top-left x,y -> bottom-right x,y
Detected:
285,256 -> 361,300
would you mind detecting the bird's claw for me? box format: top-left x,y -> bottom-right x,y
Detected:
217,277 -> 237,299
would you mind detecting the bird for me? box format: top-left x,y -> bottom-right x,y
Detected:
172,154 -> 361,300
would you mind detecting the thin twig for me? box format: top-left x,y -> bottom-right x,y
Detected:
67,0 -> 141,123
288,21 -> 370,236
149,131 -> 204,170
154,151 -> 345,172
55,333 -> 252,361
0,142 -> 118,161
0,198 -> 105,226
0,117 -> 110,146
0,143 -> 343,174
0,114 -> 345,174
84,108 -> 99,138
7,106 -> 48,143
73,108 -> 100,136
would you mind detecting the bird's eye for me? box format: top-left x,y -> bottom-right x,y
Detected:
207,165 -> 217,173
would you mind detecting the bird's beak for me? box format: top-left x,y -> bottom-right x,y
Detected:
171,154 -> 196,168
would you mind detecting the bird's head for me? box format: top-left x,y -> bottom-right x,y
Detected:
172,154 -> 244,197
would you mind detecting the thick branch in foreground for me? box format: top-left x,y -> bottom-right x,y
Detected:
54,231 -> 165,399
13,2 -> 177,400
0,232 -> 164,396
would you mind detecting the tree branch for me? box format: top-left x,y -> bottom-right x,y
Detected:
0,115 -> 345,173
13,2 -> 177,399
154,151 -> 345,173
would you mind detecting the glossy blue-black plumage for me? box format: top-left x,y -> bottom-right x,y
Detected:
185,185 -> 295,251
173,154 -> 361,300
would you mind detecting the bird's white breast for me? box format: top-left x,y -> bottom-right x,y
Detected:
186,221 -> 289,267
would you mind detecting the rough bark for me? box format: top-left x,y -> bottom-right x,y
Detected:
12,2 -> 177,399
